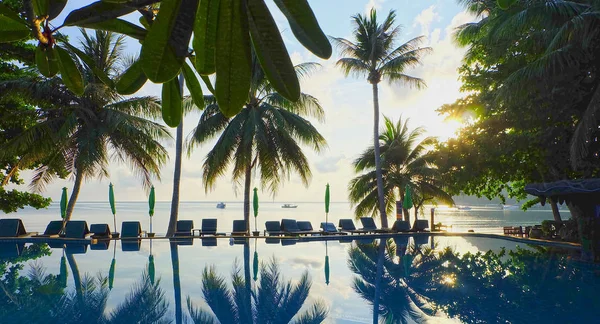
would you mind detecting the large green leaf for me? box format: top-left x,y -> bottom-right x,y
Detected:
84,18 -> 148,40
182,61 -> 204,109
55,46 -> 85,95
36,45 -> 59,77
32,0 -> 49,18
62,42 -> 114,88
161,77 -> 183,127
247,0 -> 299,101
63,1 -> 135,26
116,59 -> 147,95
215,0 -> 251,117
0,3 -> 27,24
193,0 -> 220,75
140,0 -> 198,83
273,0 -> 332,59
48,0 -> 68,20
0,16 -> 30,43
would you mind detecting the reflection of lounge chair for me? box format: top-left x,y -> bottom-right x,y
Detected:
338,219 -> 368,234
91,240 -> 110,250
281,219 -> 302,236
412,220 -> 429,232
175,220 -> 194,236
413,235 -> 429,246
320,222 -> 348,235
0,219 -> 34,238
360,217 -> 389,233
65,243 -> 88,254
297,221 -> 321,235
170,236 -> 193,246
64,221 -> 91,239
33,221 -> 64,238
202,237 -> 217,246
122,239 -> 141,251
265,237 -> 281,244
393,236 -> 409,248
0,243 -> 25,258
231,220 -> 247,236
89,224 -> 111,239
264,221 -> 285,236
391,220 -> 411,233
281,238 -> 298,246
121,221 -> 142,238
197,219 -> 223,236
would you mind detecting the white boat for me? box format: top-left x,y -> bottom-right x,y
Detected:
457,206 -> 472,211
216,202 -> 226,209
281,204 -> 298,209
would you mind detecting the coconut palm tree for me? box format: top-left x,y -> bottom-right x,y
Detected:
188,56 -> 326,233
349,116 -> 453,220
0,29 -> 170,221
332,9 -> 431,228
187,259 -> 328,323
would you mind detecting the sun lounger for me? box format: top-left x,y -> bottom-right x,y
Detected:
359,217 -> 389,233
175,220 -> 194,236
195,219 -> 224,236
281,219 -> 303,236
411,220 -> 429,232
264,221 -> 285,236
338,219 -> 368,234
391,220 -> 411,233
89,224 -> 111,239
121,221 -> 142,238
32,220 -> 64,238
503,226 -> 524,236
231,220 -> 248,236
0,243 -> 24,258
296,221 -> 321,235
0,219 -> 35,238
320,222 -> 348,235
122,239 -> 141,251
64,221 -> 91,239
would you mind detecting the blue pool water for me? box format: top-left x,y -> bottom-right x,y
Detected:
0,235 -> 596,323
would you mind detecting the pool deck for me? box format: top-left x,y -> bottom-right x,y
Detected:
0,231 -> 582,250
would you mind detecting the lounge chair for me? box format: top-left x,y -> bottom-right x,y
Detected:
320,222 -> 348,235
503,226 -> 524,236
89,224 -> 111,239
175,220 -> 194,236
64,221 -> 91,239
281,219 -> 302,236
32,220 -> 64,238
122,239 -> 141,251
297,221 -> 321,235
196,219 -> 224,236
121,221 -> 142,238
359,217 -> 389,233
264,221 -> 285,236
391,220 -> 411,233
231,220 -> 248,236
412,220 -> 429,232
338,219 -> 368,234
0,219 -> 34,238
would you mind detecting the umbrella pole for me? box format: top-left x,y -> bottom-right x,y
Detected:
113,215 -> 117,234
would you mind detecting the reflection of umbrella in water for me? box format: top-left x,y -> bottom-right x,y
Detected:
109,183 -> 117,235
253,238 -> 259,281
149,239 -> 155,285
109,242 -> 116,290
253,187 -> 259,234
325,241 -> 330,285
59,249 -> 68,288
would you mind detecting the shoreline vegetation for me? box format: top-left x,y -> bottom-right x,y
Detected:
1,0 -> 599,258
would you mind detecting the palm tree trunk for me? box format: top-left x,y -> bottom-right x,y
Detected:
167,74 -> 185,237
243,165 -> 252,234
65,170 -> 83,222
372,82 -> 388,228
550,198 -> 562,222
170,242 -> 183,324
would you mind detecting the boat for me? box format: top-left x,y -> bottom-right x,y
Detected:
216,202 -> 226,209
281,204 -> 298,209
457,206 -> 472,211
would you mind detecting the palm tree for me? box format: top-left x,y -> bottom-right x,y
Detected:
0,30 -> 170,221
188,56 -> 326,233
332,9 -> 431,228
349,116 -> 453,220
187,259 -> 328,323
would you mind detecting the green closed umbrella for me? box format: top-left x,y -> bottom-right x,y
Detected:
402,185 -> 413,210
324,241 -> 330,285
149,186 -> 155,234
325,183 -> 330,224
253,188 -> 259,234
109,183 -> 117,234
60,187 -> 68,233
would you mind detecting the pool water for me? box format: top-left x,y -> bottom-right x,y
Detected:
0,235 -> 597,323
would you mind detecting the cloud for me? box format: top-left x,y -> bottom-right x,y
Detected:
364,0 -> 385,14
314,155 -> 347,174
289,257 -> 322,269
413,5 -> 441,36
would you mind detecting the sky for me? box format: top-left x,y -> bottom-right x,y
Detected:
11,0 -> 478,203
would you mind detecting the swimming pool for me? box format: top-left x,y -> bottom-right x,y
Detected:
0,235 -> 597,323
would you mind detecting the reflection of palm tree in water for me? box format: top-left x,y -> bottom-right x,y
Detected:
349,239 -> 439,323
187,241 -> 328,323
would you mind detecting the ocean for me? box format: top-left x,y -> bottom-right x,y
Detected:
3,201 -> 564,234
